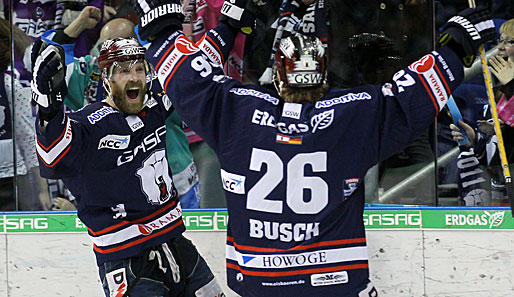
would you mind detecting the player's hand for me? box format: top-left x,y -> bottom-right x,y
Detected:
220,0 -> 256,35
31,40 -> 67,121
450,120 -> 476,147
489,56 -> 514,86
52,197 -> 77,211
438,7 -> 496,67
129,0 -> 184,41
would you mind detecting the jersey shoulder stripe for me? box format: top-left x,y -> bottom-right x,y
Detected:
36,116 -> 72,166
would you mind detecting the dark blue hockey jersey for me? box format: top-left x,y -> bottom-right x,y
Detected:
35,86 -> 184,266
146,24 -> 464,296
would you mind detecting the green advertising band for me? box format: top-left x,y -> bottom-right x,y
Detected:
1,207 -> 512,233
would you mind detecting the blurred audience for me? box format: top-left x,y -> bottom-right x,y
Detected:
0,18 -> 50,210
450,18 -> 514,206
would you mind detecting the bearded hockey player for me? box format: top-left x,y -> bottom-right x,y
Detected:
116,0 -> 493,295
31,38 -> 224,297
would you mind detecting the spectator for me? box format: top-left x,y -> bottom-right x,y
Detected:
31,37 -> 223,296
451,18 -> 514,206
0,18 -> 50,210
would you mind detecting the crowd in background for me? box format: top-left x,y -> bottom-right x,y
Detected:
0,0 -> 513,211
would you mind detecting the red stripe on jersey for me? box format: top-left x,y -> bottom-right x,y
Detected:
205,35 -> 224,64
155,43 -> 176,71
36,145 -> 71,167
92,220 -> 183,254
195,34 -> 206,47
163,56 -> 188,90
130,200 -> 179,224
433,64 -> 451,94
418,73 -> 440,116
88,200 -> 178,236
36,119 -> 68,151
226,262 -> 368,277
227,236 -> 366,253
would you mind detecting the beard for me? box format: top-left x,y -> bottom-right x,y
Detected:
111,80 -> 147,115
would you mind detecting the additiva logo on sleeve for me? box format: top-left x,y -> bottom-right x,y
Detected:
220,169 -> 246,194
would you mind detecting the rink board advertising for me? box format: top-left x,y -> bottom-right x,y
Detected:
0,209 -> 512,233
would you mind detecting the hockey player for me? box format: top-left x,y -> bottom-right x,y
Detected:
31,38 -> 224,296
125,0 -> 494,296
36,0 -> 496,296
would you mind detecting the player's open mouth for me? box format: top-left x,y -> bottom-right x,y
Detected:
126,87 -> 140,102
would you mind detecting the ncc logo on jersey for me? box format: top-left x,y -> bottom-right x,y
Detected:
220,169 -> 245,194
98,135 -> 130,150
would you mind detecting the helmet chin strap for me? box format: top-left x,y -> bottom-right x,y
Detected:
102,74 -> 115,106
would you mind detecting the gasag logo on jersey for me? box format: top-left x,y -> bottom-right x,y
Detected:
311,109 -> 334,132
98,135 -> 130,150
282,102 -> 302,119
252,109 -> 276,128
311,271 -> 348,287
230,88 -> 279,105
315,92 -> 371,108
220,169 -> 245,194
87,106 -> 117,124
117,126 -> 166,166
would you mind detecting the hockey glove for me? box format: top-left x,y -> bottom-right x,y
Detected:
129,0 -> 184,41
31,39 -> 67,122
438,7 -> 496,67
220,0 -> 256,35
